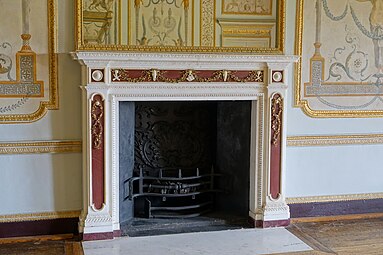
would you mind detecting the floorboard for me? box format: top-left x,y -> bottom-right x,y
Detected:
285,217 -> 383,255
0,217 -> 382,254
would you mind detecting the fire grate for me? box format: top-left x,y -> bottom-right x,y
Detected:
126,167 -> 222,218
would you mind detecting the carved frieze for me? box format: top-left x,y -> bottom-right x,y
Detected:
111,69 -> 264,83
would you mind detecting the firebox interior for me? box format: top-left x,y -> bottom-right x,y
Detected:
119,101 -> 251,236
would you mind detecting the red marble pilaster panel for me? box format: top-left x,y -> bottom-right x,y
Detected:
91,95 -> 105,210
270,94 -> 283,199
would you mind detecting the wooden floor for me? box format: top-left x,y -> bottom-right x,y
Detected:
0,235 -> 83,255
280,217 -> 383,255
0,217 -> 382,255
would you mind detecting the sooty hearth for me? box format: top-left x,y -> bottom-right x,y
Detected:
119,101 -> 251,236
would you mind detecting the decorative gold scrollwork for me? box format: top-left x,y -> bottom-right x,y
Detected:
271,94 -> 283,146
111,69 -> 264,83
91,96 -> 104,149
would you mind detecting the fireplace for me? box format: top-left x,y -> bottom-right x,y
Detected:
119,101 -> 252,236
72,52 -> 298,240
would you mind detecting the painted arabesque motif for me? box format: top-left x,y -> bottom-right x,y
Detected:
297,0 -> 383,117
0,0 -> 57,123
134,0 -> 190,46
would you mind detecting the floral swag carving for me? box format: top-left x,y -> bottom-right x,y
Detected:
271,93 -> 283,146
91,95 -> 104,149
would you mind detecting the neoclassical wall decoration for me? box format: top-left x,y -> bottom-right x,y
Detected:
0,0 -> 58,123
76,0 -> 284,53
295,0 -> 383,117
222,0 -> 273,15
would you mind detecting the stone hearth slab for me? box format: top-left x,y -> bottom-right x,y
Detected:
83,228 -> 312,255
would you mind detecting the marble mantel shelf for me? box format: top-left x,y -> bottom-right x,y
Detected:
72,52 -> 299,70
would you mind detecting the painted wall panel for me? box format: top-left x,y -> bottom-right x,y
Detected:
285,0 -> 383,136
285,144 -> 383,198
284,0 -> 383,200
0,153 -> 82,215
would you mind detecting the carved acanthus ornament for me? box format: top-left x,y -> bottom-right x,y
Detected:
91,96 -> 104,149
271,94 -> 283,146
201,0 -> 215,46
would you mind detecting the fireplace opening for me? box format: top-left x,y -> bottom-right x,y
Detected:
119,101 -> 252,236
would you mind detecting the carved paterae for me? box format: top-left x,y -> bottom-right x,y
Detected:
271,94 -> 283,146
91,96 -> 104,149
91,69 -> 104,82
111,69 -> 264,83
271,70 -> 284,83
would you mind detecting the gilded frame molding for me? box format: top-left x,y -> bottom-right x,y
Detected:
0,0 -> 58,123
0,140 -> 82,155
287,193 -> 383,204
294,0 -> 383,118
75,0 -> 285,54
287,134 -> 383,147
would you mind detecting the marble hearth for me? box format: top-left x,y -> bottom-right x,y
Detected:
72,52 -> 298,241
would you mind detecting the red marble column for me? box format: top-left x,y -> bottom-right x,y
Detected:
270,94 -> 283,199
91,95 -> 105,210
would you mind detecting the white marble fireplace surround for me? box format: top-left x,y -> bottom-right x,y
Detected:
72,52 -> 299,240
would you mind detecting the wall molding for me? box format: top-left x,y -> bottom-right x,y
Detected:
0,140 -> 82,154
287,134 -> 383,147
287,193 -> 383,204
0,210 -> 81,223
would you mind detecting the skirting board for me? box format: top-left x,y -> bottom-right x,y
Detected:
289,198 -> 383,219
0,218 -> 79,238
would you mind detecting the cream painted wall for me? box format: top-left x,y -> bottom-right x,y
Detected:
0,154 -> 82,215
0,0 -> 82,216
284,0 -> 383,199
1,0 -> 383,219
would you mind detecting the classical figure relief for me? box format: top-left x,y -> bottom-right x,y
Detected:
223,0 -> 272,15
88,0 -> 114,10
83,0 -> 117,44
354,0 -> 383,72
296,0 -> 383,117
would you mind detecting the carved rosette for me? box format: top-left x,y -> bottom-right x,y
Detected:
271,70 -> 284,83
270,93 -> 283,200
91,94 -> 105,210
91,69 -> 105,82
